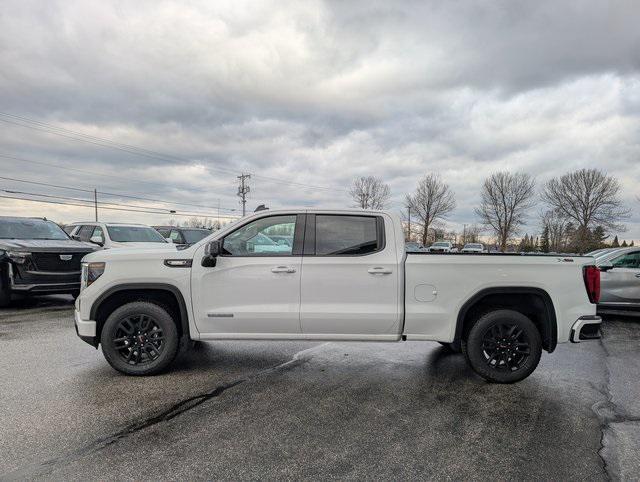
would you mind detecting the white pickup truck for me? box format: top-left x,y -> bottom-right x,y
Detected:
74,209 -> 602,383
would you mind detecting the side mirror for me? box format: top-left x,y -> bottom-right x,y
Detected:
202,240 -> 222,267
598,262 -> 614,272
71,234 -> 81,241
89,235 -> 104,247
165,238 -> 174,244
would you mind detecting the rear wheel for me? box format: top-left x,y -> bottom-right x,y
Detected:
463,309 -> 542,383
100,301 -> 179,376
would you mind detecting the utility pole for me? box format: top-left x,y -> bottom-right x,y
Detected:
407,205 -> 411,241
94,189 -> 98,221
237,173 -> 251,216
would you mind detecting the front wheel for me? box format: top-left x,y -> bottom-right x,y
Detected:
100,301 -> 179,376
463,309 -> 542,383
0,276 -> 10,308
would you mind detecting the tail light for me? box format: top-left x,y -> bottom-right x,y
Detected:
583,265 -> 601,304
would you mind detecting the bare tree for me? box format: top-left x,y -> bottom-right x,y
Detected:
462,224 -> 483,244
543,168 -> 629,251
475,172 -> 536,252
349,176 -> 391,210
406,173 -> 456,245
540,209 -> 567,252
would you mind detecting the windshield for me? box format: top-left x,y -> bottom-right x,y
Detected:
0,218 -> 69,240
182,229 -> 210,244
432,242 -> 449,247
465,244 -> 482,249
107,226 -> 167,243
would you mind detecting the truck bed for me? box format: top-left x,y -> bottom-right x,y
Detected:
403,252 -> 595,344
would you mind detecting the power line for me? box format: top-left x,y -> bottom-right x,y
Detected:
0,174 -> 239,213
237,173 -> 251,216
0,194 -> 240,219
1,188 -> 170,213
0,153 -> 238,211
0,112 -> 346,194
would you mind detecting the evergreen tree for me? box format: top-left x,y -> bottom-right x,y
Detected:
591,226 -> 608,250
612,235 -> 620,247
621,240 -> 628,247
541,226 -> 550,253
631,241 -> 635,247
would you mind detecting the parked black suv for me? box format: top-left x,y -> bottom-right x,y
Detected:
153,226 -> 211,247
0,217 -> 96,307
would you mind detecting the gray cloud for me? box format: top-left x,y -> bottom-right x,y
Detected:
0,0 -> 639,240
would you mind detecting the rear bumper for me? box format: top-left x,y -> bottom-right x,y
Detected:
570,315 -> 602,343
597,303 -> 640,318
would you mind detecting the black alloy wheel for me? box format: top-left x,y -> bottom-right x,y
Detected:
463,309 -> 542,383
101,301 -> 179,376
112,314 -> 165,366
480,322 -> 531,371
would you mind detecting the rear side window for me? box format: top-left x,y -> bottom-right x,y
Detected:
315,215 -> 382,256
612,251 -> 640,269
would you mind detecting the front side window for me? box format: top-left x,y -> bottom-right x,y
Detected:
0,219 -> 69,240
106,226 -> 167,243
77,225 -> 95,242
223,215 -> 296,256
182,229 -> 210,244
612,251 -> 640,269
169,230 -> 184,244
91,226 -> 105,243
315,215 -> 381,256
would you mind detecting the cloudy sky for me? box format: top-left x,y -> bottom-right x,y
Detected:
1,0 -> 639,241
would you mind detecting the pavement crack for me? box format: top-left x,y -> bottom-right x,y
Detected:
1,343 -> 328,480
592,329 -> 616,482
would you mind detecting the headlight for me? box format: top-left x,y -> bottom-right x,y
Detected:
7,251 -> 32,264
81,262 -> 105,290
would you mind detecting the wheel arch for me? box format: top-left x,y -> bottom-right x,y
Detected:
454,287 -> 558,353
90,283 -> 190,344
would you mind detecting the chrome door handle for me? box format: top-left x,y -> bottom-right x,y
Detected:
271,266 -> 296,273
368,267 -> 392,275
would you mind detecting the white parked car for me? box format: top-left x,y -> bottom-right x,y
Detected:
428,241 -> 453,253
462,243 -> 486,253
66,222 -> 175,250
75,209 -> 602,383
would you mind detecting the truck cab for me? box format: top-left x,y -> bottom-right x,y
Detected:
75,209 -> 602,383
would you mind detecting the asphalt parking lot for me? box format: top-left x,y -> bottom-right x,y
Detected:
1,297 -> 639,480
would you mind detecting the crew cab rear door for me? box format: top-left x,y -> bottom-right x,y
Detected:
191,214 -> 305,335
299,213 -> 401,336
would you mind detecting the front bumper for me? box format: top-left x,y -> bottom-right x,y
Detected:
570,315 -> 602,343
74,308 -> 98,347
11,281 -> 80,294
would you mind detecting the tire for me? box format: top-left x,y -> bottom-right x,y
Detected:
0,275 -> 10,308
462,309 -> 542,384
437,341 -> 461,353
100,301 -> 179,376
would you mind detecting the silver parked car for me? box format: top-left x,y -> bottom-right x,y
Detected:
461,243 -> 486,253
596,247 -> 640,316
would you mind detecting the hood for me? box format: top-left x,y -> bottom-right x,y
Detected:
83,244 -> 183,263
109,241 -> 176,249
0,238 -> 96,252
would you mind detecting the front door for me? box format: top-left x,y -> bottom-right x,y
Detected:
191,214 -> 304,335
299,214 -> 401,336
601,250 -> 640,304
